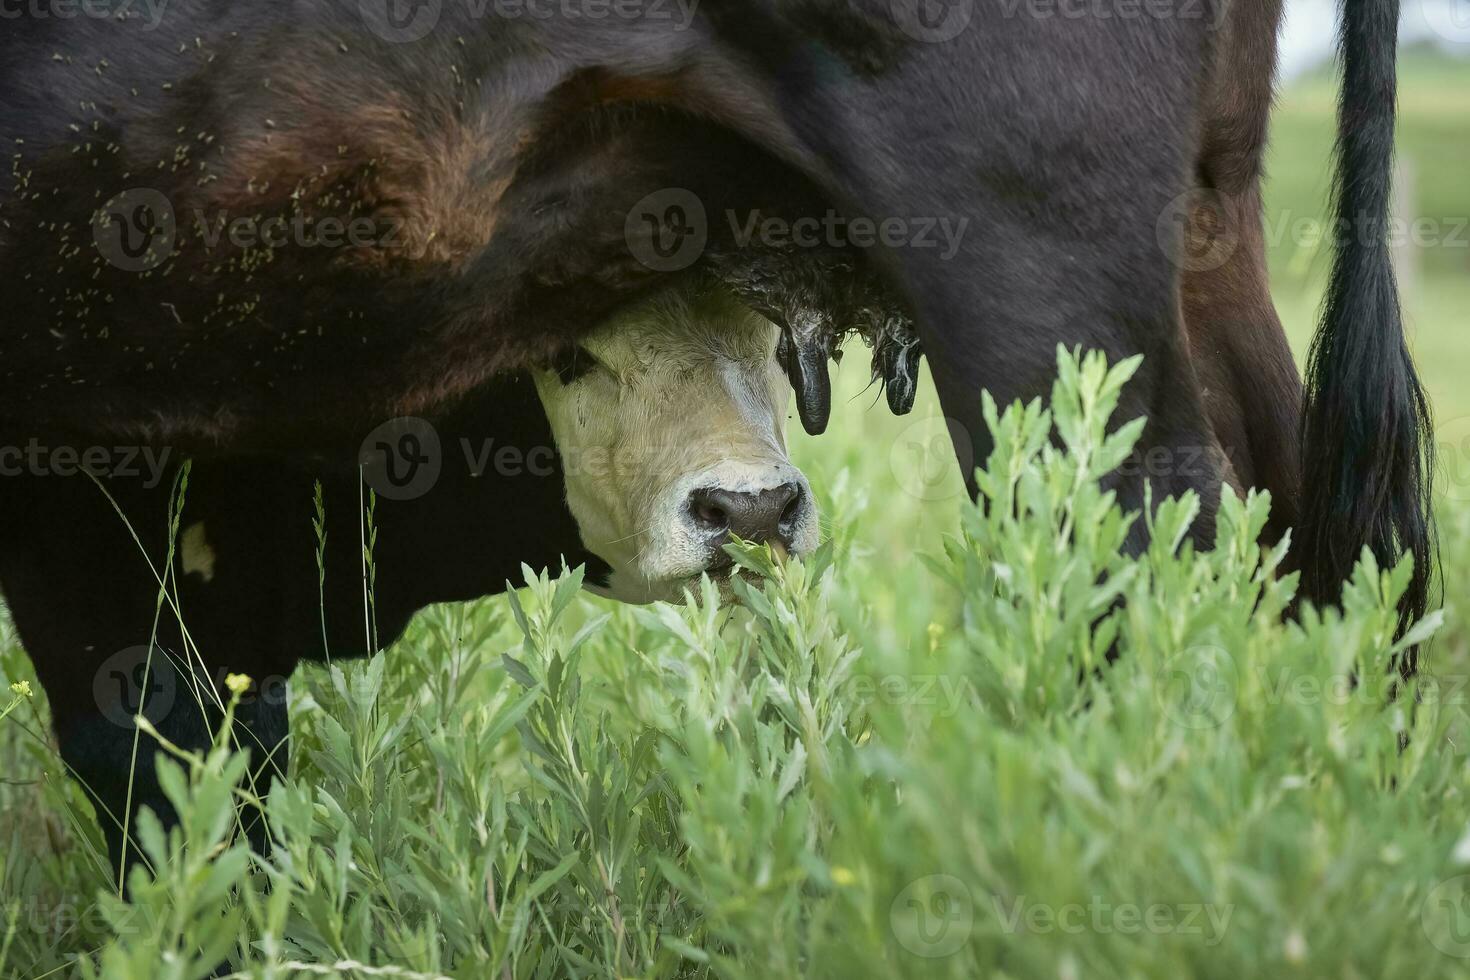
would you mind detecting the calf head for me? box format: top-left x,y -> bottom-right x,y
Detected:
534,286 -> 819,603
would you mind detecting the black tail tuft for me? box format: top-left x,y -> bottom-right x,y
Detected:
1298,0 -> 1436,671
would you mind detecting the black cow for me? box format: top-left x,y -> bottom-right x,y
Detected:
0,0 -> 1433,876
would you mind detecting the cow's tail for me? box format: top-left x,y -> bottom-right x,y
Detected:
1298,0 -> 1435,668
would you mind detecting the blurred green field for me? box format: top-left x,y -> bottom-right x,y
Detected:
1265,46 -> 1470,418
2,45 -> 1468,980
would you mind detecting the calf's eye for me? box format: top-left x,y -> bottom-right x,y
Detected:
553,346 -> 599,386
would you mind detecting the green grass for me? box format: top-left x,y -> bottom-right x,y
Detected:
3,51 -> 1470,980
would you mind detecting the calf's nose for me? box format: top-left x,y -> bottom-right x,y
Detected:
689,483 -> 803,547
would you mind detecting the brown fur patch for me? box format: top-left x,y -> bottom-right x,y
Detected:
1178,0 -> 1302,549
200,86 -> 507,272
1179,185 -> 1302,544
1197,0 -> 1285,193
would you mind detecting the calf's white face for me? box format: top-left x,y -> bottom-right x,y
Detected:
533,287 -> 819,603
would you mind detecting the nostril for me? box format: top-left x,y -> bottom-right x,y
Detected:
690,483 -> 801,548
779,486 -> 803,529
695,502 -> 728,528
689,490 -> 731,531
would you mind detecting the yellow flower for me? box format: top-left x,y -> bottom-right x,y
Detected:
830,866 -> 856,887
8,681 -> 32,698
224,673 -> 253,697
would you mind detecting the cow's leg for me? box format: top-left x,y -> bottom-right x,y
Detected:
907,221 -> 1226,552
48,655 -> 288,875
887,151 -> 1227,544
224,683 -> 290,856
0,474 -> 290,880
